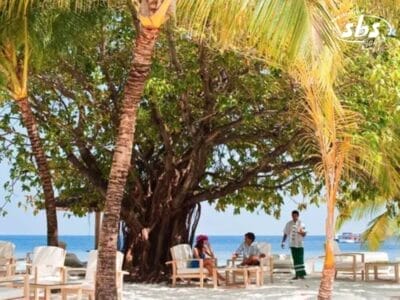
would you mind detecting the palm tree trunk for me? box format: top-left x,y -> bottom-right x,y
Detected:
16,97 -> 58,246
95,26 -> 160,299
318,186 -> 336,299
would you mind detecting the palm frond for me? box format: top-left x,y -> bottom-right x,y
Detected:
335,197 -> 387,231
357,0 -> 400,28
0,0 -> 112,15
361,211 -> 396,250
293,56 -> 360,182
176,0 -> 341,66
357,133 -> 400,198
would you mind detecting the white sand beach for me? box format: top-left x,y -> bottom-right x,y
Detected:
122,273 -> 400,300
1,274 -> 400,299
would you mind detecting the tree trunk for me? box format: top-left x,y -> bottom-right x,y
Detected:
126,205 -> 200,282
16,97 -> 59,246
318,187 -> 336,299
95,26 -> 160,299
318,241 -> 335,300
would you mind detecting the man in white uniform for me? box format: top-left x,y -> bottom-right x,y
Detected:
281,210 -> 306,279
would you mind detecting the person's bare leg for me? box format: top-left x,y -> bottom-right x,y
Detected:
242,256 -> 259,266
249,256 -> 261,265
205,260 -> 225,281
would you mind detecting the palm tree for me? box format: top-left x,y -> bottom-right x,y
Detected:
291,42 -> 360,297
295,33 -> 400,298
0,11 -> 59,246
94,1 -> 171,297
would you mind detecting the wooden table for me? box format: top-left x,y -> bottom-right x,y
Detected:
223,266 -> 261,287
365,261 -> 400,283
28,281 -> 82,300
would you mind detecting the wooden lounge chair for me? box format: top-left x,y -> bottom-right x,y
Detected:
315,241 -> 365,281
334,241 -> 365,281
60,250 -> 126,300
0,241 -> 16,277
333,241 -> 389,281
166,244 -> 217,288
25,246 -> 66,300
257,242 -> 274,284
272,254 -> 294,274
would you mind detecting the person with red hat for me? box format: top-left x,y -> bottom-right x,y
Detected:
189,234 -> 225,282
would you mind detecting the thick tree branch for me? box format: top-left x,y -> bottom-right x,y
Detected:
189,158 -> 315,205
62,147 -> 107,196
149,101 -> 174,161
205,108 -> 279,144
198,43 -> 214,123
59,60 -> 95,95
187,132 -> 304,203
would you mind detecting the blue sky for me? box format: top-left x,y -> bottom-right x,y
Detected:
0,199 -> 371,236
0,161 -> 371,236
0,108 -> 375,236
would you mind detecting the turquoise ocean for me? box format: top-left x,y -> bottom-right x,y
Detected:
0,235 -> 399,265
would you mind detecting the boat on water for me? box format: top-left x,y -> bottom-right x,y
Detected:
335,232 -> 361,243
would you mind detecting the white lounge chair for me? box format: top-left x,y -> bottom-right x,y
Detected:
258,242 -> 274,284
243,242 -> 274,286
333,241 -> 389,281
0,241 -> 16,277
25,246 -> 66,300
272,254 -> 294,274
166,244 -> 217,288
61,250 -> 126,300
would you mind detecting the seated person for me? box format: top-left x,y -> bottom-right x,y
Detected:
232,232 -> 264,266
189,235 -> 225,282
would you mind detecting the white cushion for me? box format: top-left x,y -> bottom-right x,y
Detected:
272,254 -> 293,268
336,262 -> 365,269
176,268 -> 203,274
82,250 -> 124,287
29,276 -> 64,284
0,287 -> 23,299
0,241 -> 15,260
170,244 -> 193,270
359,252 -> 389,263
32,246 -> 66,279
258,243 -> 271,256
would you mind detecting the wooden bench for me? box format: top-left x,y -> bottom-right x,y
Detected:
365,261 -> 400,283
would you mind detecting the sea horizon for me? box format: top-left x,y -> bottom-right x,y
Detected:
1,234 -> 333,237
1,234 -> 399,265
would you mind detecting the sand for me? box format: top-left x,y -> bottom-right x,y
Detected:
1,273 -> 399,299
123,274 -> 400,300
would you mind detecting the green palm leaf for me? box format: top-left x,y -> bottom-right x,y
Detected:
361,211 -> 397,250
176,0 -> 340,65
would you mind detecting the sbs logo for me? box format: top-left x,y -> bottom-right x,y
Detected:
337,14 -> 396,43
